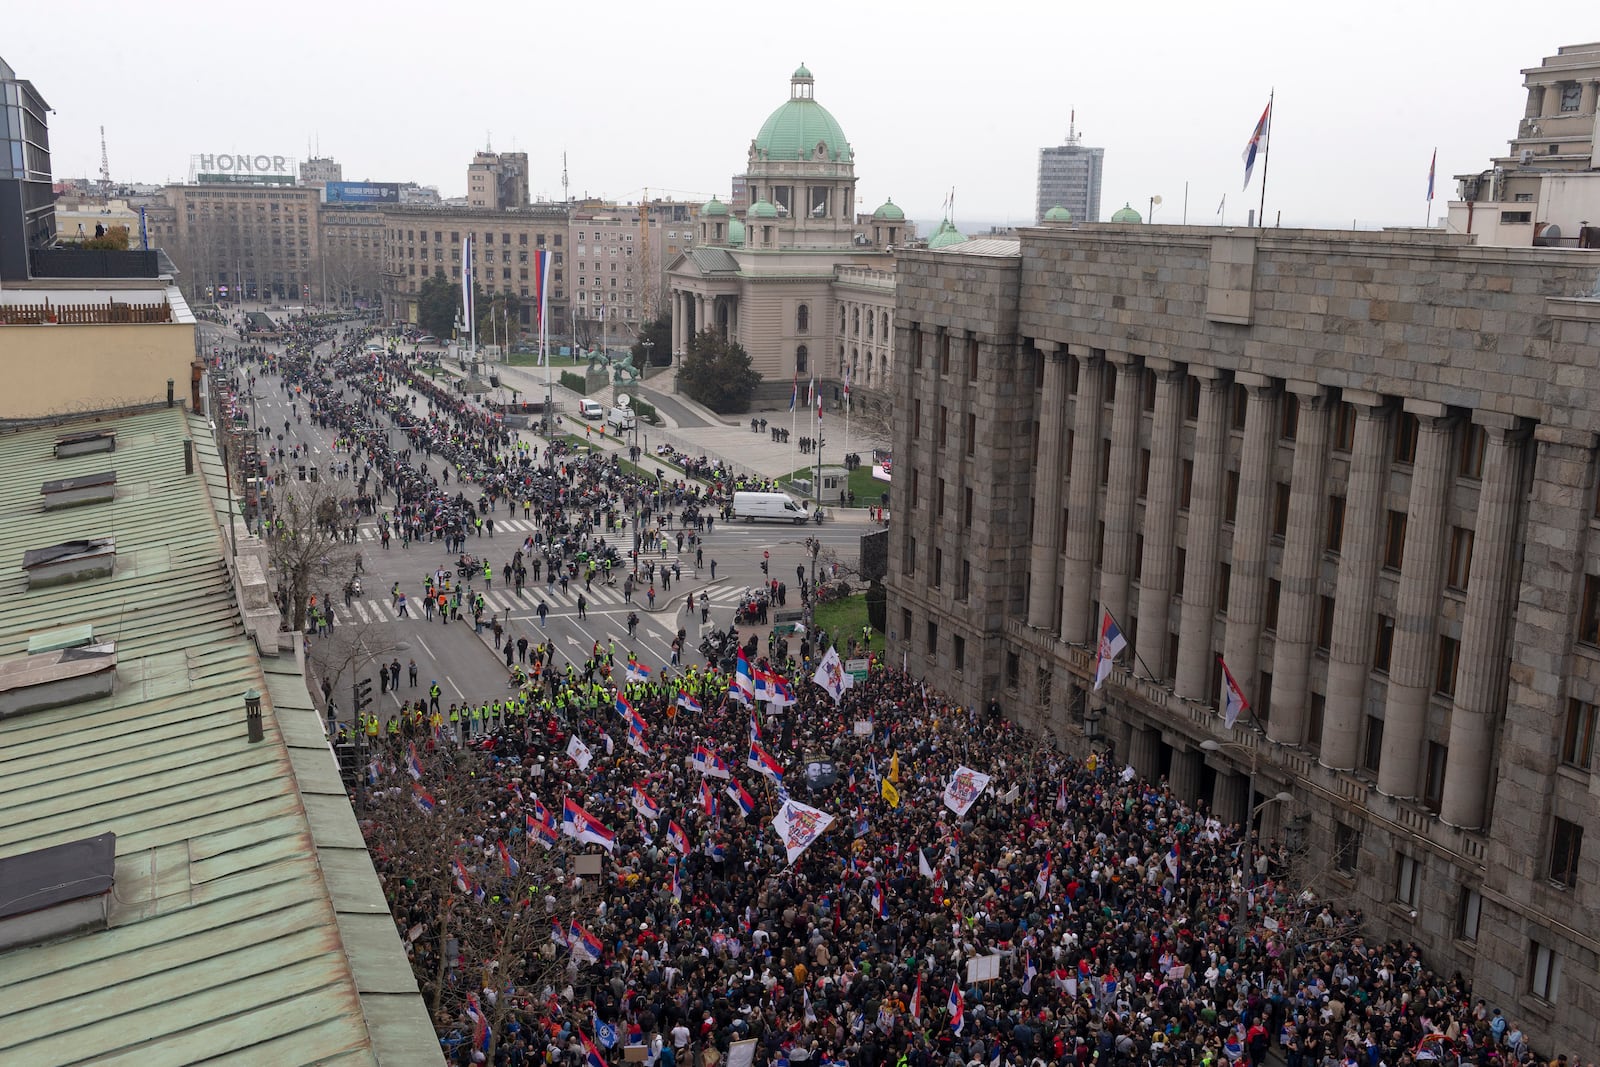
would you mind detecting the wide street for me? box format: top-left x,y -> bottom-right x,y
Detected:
219,319 -> 874,725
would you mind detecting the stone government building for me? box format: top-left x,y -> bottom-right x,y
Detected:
887,221 -> 1600,1050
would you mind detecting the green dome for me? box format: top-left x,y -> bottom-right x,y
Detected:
727,217 -> 745,246
872,198 -> 905,221
926,218 -> 967,249
701,196 -> 729,218
748,199 -> 779,219
753,68 -> 851,162
1110,202 -> 1142,223
1042,205 -> 1072,222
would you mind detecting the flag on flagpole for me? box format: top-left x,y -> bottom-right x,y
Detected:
1092,609 -> 1127,690
817,390 -> 823,429
692,744 -> 731,779
532,248 -> 552,363
918,848 -> 938,881
870,881 -> 888,919
1219,655 -> 1250,728
498,839 -> 520,877
670,860 -> 682,902
566,734 -> 593,770
947,980 -> 964,1035
727,778 -> 757,817
1241,97 -> 1273,190
699,778 -> 718,818
1036,855 -> 1051,899
631,783 -> 662,820
735,650 -> 755,697
677,689 -> 703,714
405,742 -> 423,781
667,820 -> 691,855
626,654 -> 652,683
570,921 -> 604,963
461,233 -> 476,329
807,375 -> 815,406
562,797 -> 617,851
1166,840 -> 1182,880
790,373 -> 798,413
1023,952 -> 1039,995
412,783 -> 437,814
909,975 -> 923,1022
748,741 -> 785,784
1427,147 -> 1437,203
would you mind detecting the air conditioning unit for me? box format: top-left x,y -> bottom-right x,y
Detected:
1520,149 -> 1535,165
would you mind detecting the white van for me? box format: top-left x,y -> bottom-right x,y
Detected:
732,491 -> 809,524
607,407 -> 636,433
578,399 -> 604,420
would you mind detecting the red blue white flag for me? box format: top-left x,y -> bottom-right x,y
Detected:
1242,97 -> 1273,190
562,797 -> 616,852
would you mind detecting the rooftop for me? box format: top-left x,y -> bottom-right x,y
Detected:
0,407 -> 432,1065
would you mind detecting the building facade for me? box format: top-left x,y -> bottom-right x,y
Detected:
569,200 -> 697,348
380,204 -> 568,332
889,223 -> 1600,1053
299,154 -> 342,189
0,55 -> 55,281
1036,119 -> 1103,224
159,183 -> 321,302
467,150 -> 530,210
667,66 -> 904,406
318,203 -> 384,305
1449,42 -> 1600,248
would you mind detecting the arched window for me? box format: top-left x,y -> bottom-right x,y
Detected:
839,305 -> 846,332
866,312 -> 874,340
796,345 -> 809,374
797,304 -> 809,333
881,311 -> 890,338
852,307 -> 860,335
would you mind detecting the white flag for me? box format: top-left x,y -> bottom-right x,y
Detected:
812,647 -> 851,704
566,734 -> 593,770
942,766 -> 993,817
771,798 -> 835,864
919,848 -> 938,881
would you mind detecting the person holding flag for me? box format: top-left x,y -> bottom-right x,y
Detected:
947,979 -> 964,1035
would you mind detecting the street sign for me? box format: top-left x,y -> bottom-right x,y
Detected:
846,658 -> 870,683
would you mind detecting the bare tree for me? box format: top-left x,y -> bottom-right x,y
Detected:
264,479 -> 359,632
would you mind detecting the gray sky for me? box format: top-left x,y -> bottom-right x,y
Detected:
12,1 -> 1573,228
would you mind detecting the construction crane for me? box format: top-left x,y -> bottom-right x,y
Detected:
638,187 -> 653,321
98,126 -> 111,197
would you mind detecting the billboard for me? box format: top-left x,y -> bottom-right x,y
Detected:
189,152 -> 296,185
325,181 -> 400,205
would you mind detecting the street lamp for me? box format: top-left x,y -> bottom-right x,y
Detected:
1201,738 -> 1292,879
641,338 -> 654,375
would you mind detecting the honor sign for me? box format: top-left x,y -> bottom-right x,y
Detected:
189,152 -> 297,185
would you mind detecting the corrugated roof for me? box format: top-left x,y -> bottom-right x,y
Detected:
681,246 -> 742,274
928,237 -> 1022,258
0,408 -> 390,1066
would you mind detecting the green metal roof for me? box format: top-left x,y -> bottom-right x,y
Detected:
0,408 -> 422,1066
701,196 -> 729,218
753,71 -> 850,162
1111,202 -> 1142,223
926,218 -> 968,248
872,198 -> 905,221
792,62 -> 813,79
727,217 -> 746,247
748,199 -> 779,219
1043,205 -> 1073,222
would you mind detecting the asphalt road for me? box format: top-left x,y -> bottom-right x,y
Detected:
221,329 -> 876,726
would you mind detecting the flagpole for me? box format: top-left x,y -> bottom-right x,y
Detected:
1101,606 -> 1160,685
1258,88 -> 1274,228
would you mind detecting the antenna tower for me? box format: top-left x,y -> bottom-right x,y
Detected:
562,152 -> 569,204
98,126 -> 111,195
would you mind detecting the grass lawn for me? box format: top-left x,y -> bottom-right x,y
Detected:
811,592 -> 884,654
783,464 -> 890,507
505,353 -> 590,368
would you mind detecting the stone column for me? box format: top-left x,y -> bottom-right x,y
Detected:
1377,404 -> 1453,799
1176,371 -> 1229,701
1060,349 -> 1104,644
1129,725 -> 1161,782
1099,353 -> 1142,629
1584,80 -> 1600,117
1212,769 -> 1247,825
1137,360 -> 1185,681
1268,385 -> 1332,745
1322,394 -> 1391,771
1440,418 -> 1526,827
1525,84 -> 1546,119
1169,745 -> 1202,805
1222,375 -> 1280,711
1027,344 -> 1070,629
673,291 -> 685,353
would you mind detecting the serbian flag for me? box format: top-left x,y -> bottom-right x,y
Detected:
498,839 -> 520,877
626,654 -> 652,682
412,783 -> 437,814
870,881 -> 888,920
748,741 -> 785,784
631,783 -> 661,821
1426,147 -> 1437,203
1219,655 -> 1250,728
699,778 -> 719,818
692,745 -> 731,779
627,721 -> 650,757
752,669 -> 775,703
624,703 -> 648,736
1023,952 -> 1039,995
947,980 -> 964,1035
749,708 -> 762,743
770,676 -> 798,708
526,812 -> 559,850
615,693 -> 635,721
918,848 -> 939,882
1241,96 -> 1273,190
570,920 -> 604,963
405,742 -> 423,781
580,1031 -> 607,1067
676,690 -> 703,714
1166,841 -> 1182,881
1036,855 -> 1051,899
451,858 -> 472,893
466,992 -> 491,1053
735,650 -> 755,697
667,820 -> 691,855
563,797 -> 617,852
1092,609 -> 1126,691
909,976 -> 923,1022
727,779 -> 756,817
551,917 -> 569,947
789,373 -> 798,412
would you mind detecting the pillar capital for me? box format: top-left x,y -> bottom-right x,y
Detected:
1285,379 -> 1328,401
1189,364 -> 1226,383
1106,350 -> 1139,369
1401,397 -> 1449,419
1066,343 -> 1094,360
1144,355 -> 1181,375
1341,388 -> 1384,410
1234,370 -> 1274,390
1471,409 -> 1519,432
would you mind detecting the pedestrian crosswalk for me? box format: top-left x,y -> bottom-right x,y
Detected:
329,574 -> 747,626
356,516 -> 694,571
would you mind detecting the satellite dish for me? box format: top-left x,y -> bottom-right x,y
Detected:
1152,195 -> 1164,206
616,394 -> 632,408
1533,222 -> 1563,247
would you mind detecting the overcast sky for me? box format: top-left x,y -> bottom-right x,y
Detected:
10,1 -> 1574,228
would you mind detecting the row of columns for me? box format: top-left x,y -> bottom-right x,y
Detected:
1024,344 -> 1527,827
670,290 -> 729,353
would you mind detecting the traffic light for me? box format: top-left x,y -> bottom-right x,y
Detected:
760,560 -> 769,575
354,677 -> 373,714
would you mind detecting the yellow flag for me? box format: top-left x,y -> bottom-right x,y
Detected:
889,752 -> 900,783
881,778 -> 901,808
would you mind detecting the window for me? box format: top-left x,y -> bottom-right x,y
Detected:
1364,714 -> 1385,774
1005,651 -> 1020,689
939,407 -> 949,447
912,400 -> 921,438
1308,693 -> 1326,749
1583,575 -> 1600,645
1551,817 -> 1583,888
911,469 -> 920,508
953,635 -> 966,672
796,345 -> 808,374
964,487 -> 974,528
1231,383 -> 1249,430
1273,483 -> 1291,538
933,548 -> 943,588
965,413 -> 976,456
1530,941 -> 1562,1003
1460,424 -> 1486,480
1266,579 -> 1281,632
1374,614 -> 1395,672
900,608 -> 912,645
1100,442 -> 1111,486
1457,887 -> 1481,942
1384,511 -> 1408,570
1180,460 -> 1193,510
1139,449 -> 1151,498
925,620 -> 938,656
967,338 -> 979,381
1185,376 -> 1201,421
1281,394 -> 1299,440
1133,535 -> 1144,582
1317,596 -> 1336,651
1335,822 -> 1362,873
1393,853 -> 1420,906
1217,562 -> 1232,615
1447,528 -> 1474,591
1142,369 -> 1157,411
1334,402 -> 1356,452
1327,496 -> 1346,554
1436,636 -> 1460,697
1224,470 -> 1240,522
796,304 -> 809,333
904,535 -> 916,577
960,559 -> 971,601
1562,698 -> 1597,769
1423,742 -> 1447,812
939,333 -> 950,375
1174,548 -> 1186,598
937,479 -> 946,516
1394,412 -> 1419,464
